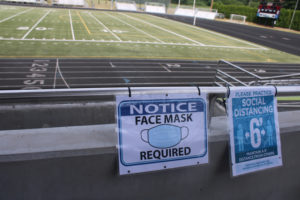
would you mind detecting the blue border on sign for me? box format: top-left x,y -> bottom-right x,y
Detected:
117,98 -> 208,167
232,95 -> 278,164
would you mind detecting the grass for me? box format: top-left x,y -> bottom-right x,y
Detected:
1,5 -> 300,62
277,96 -> 300,101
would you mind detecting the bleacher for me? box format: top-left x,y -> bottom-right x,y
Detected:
195,8 -> 218,20
145,2 -> 166,14
174,7 -> 195,17
53,0 -> 85,7
4,0 -> 41,3
115,1 -> 137,11
174,7 -> 218,20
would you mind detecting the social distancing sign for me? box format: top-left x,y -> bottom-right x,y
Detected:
116,93 -> 208,175
227,86 -> 282,176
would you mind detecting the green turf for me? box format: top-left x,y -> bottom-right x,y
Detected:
1,5 -> 300,62
277,96 -> 300,101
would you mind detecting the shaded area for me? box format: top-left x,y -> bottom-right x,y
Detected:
0,132 -> 299,200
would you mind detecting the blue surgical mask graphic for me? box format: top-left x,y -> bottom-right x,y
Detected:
140,124 -> 189,149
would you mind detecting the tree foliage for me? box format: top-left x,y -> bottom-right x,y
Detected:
213,2 -> 300,30
170,0 -> 300,30
171,0 -> 299,10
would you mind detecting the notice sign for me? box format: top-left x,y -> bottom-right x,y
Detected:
227,86 -> 282,176
116,93 -> 208,175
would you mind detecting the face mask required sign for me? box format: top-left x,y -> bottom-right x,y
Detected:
227,86 -> 282,176
116,93 -> 208,175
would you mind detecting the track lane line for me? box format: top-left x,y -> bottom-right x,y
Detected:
0,81 -> 213,88
0,75 -> 214,80
53,59 -> 59,88
56,58 -> 70,88
0,71 -> 215,74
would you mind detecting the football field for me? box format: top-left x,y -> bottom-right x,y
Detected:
1,5 -> 300,62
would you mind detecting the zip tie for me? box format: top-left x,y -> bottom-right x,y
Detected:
196,86 -> 201,96
274,85 -> 278,97
128,87 -> 132,97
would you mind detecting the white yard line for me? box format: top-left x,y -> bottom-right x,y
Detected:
120,13 -> 205,46
148,14 -> 267,50
68,10 -> 75,41
21,10 -> 51,40
88,12 -> 122,41
0,38 -> 264,50
104,12 -> 164,43
0,8 -> 33,23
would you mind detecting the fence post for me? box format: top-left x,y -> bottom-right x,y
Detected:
289,0 -> 299,30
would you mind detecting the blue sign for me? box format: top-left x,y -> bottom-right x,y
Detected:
116,93 -> 208,175
227,87 -> 282,176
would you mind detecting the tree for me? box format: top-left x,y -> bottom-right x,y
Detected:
171,0 -> 299,9
282,0 -> 299,9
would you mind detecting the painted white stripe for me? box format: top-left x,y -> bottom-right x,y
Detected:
53,59 -> 59,89
68,10 -> 75,40
120,13 -> 205,46
104,12 -> 164,43
160,64 -> 171,72
0,71 -> 212,76
0,60 -> 218,65
110,62 -> 116,68
204,44 -> 264,49
22,10 -> 51,40
69,81 -> 211,86
1,76 -> 214,80
148,14 -> 267,50
0,38 -> 264,50
0,8 -> 33,23
56,59 -> 70,88
88,12 -> 122,41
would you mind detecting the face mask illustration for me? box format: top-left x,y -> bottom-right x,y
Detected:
140,124 -> 189,149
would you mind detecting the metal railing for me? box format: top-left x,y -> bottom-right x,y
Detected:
215,60 -> 300,87
1,86 -> 300,100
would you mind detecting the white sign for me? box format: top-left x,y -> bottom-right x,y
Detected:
116,93 -> 208,175
145,4 -> 166,14
196,11 -> 217,20
115,2 -> 137,11
227,86 -> 282,176
174,8 -> 196,17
